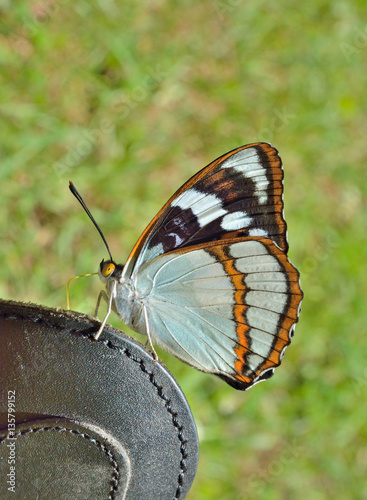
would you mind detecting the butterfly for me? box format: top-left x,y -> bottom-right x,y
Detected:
70,142 -> 302,390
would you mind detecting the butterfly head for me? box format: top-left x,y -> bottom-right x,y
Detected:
99,259 -> 124,283
99,259 -> 115,281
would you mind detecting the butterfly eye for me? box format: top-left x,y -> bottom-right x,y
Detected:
101,262 -> 115,277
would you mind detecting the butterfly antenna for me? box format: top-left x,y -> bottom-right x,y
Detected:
69,180 -> 114,262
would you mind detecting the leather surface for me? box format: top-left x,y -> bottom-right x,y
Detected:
0,299 -> 199,499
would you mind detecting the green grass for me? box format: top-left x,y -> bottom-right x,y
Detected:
1,1 -> 367,499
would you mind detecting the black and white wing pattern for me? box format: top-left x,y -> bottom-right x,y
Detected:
124,143 -> 288,277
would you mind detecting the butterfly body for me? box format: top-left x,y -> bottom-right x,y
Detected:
89,143 -> 303,391
98,264 -> 144,334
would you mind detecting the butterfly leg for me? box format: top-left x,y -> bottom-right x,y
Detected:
143,305 -> 159,362
94,290 -> 109,318
94,282 -> 116,340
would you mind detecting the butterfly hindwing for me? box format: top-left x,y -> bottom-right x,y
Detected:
125,143 -> 287,276
134,236 -> 302,390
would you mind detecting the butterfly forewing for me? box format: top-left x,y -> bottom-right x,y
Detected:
134,236 -> 302,390
124,143 -> 288,277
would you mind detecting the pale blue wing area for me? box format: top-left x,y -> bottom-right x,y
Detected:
133,239 -> 293,378
136,249 -> 239,375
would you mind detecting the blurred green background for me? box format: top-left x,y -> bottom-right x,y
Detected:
1,1 -> 366,499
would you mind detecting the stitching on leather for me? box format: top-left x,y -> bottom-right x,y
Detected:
102,338 -> 188,500
1,308 -> 190,499
0,425 -> 119,499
